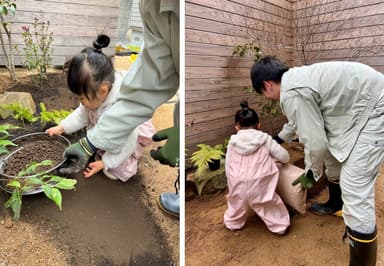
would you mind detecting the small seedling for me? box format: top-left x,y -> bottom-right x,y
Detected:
4,160 -> 77,220
191,144 -> 225,176
0,102 -> 39,124
39,102 -> 72,126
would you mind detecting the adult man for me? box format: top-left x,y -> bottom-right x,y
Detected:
60,0 -> 180,217
251,56 -> 384,265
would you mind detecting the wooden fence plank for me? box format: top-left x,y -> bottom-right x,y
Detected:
36,0 -> 119,7
17,0 -> 119,17
11,11 -> 118,27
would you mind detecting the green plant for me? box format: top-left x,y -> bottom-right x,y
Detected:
39,102 -> 72,127
190,144 -> 225,176
5,160 -> 77,220
21,17 -> 53,86
232,43 -> 263,62
0,102 -> 39,124
0,0 -> 17,81
258,97 -> 281,118
232,45 -> 282,118
222,137 -> 230,154
0,123 -> 18,155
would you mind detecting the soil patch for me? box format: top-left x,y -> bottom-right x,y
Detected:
185,147 -> 384,265
3,138 -> 66,176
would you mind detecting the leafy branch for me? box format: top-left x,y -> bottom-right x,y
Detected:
21,17 -> 53,87
0,123 -> 18,155
232,45 -> 282,118
232,43 -> 263,62
5,160 -> 77,220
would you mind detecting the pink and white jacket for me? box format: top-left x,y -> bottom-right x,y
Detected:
60,71 -> 155,181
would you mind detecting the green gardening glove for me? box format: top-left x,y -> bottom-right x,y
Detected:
59,137 -> 96,175
150,126 -> 179,167
292,170 -> 315,190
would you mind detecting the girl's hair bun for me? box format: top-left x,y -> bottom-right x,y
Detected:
240,100 -> 249,110
93,34 -> 110,50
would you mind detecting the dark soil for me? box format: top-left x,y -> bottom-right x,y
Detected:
3,139 -> 65,176
4,71 -> 78,111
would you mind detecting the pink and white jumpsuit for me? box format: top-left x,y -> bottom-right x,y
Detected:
60,71 -> 156,182
224,129 -> 290,234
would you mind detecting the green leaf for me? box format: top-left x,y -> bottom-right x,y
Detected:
49,176 -> 77,190
0,139 -> 16,147
0,123 -> 19,133
5,189 -> 22,220
6,179 -> 21,188
42,185 -> 62,210
18,160 -> 52,176
26,177 -> 44,185
10,4 -> 15,14
39,102 -> 47,112
0,146 -> 9,154
190,143 -> 225,176
2,6 -> 8,16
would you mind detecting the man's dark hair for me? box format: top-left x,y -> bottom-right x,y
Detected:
250,56 -> 289,94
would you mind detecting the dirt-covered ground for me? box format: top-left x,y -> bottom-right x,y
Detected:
185,143 -> 384,266
0,64 -> 179,265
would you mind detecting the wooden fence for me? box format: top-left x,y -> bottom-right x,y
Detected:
185,0 -> 294,164
292,0 -> 384,72
0,0 -> 120,66
186,0 -> 384,166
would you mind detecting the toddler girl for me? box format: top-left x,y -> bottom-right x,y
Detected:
47,35 -> 155,182
224,101 -> 290,234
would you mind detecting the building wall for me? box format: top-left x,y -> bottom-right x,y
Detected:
117,0 -> 143,47
0,0 -> 120,66
185,0 -> 294,161
292,0 -> 384,73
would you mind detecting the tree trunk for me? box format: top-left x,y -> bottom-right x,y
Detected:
0,13 -> 17,81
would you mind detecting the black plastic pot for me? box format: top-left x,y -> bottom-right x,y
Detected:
208,159 -> 220,171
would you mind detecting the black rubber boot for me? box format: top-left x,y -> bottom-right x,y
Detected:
310,180 -> 343,216
345,226 -> 377,266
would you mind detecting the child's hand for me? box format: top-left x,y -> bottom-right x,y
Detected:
46,125 -> 64,136
83,160 -> 105,178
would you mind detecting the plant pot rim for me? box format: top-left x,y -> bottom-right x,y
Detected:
0,132 -> 71,195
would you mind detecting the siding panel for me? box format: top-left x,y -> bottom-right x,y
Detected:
185,0 -> 293,164
293,0 -> 384,65
0,0 -> 120,66
186,0 -> 383,168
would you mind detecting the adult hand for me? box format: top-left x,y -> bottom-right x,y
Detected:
150,126 -> 179,167
59,137 -> 96,175
292,170 -> 315,190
